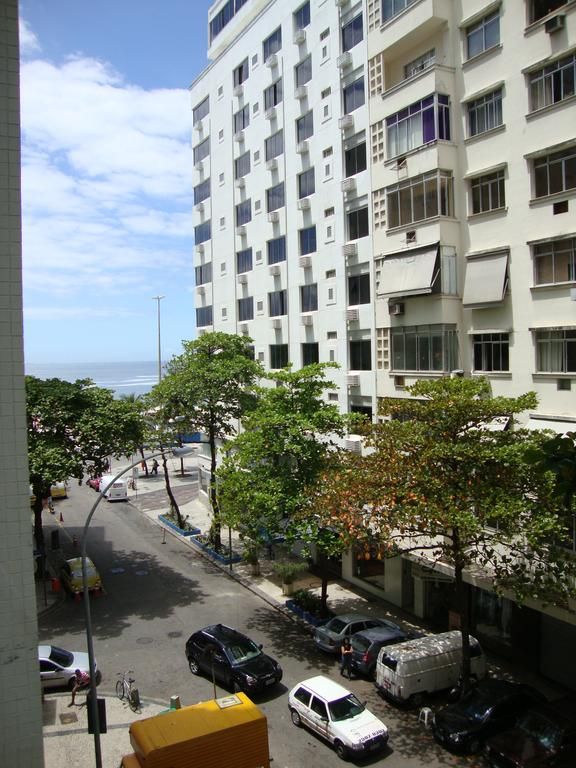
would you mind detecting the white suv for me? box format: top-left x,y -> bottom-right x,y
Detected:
288,675 -> 389,761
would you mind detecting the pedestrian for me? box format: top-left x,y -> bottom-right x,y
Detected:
151,459 -> 159,475
69,669 -> 90,706
340,638 -> 353,679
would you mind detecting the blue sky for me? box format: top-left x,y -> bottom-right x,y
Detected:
20,0 -> 214,364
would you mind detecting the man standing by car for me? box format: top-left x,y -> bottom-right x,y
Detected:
69,669 -> 90,706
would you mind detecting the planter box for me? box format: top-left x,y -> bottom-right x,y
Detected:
189,535 -> 242,565
285,600 -> 331,627
158,514 -> 201,537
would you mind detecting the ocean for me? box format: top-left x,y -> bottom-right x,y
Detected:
25,361 -> 160,398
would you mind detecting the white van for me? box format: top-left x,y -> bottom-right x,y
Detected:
375,630 -> 486,706
99,475 -> 128,501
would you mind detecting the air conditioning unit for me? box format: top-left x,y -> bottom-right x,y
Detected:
296,141 -> 309,154
194,160 -> 203,172
343,242 -> 357,258
265,54 -> 278,68
339,114 -> 354,131
346,307 -> 359,322
267,211 -> 279,223
293,28 -> 306,45
341,178 -> 356,194
265,106 -> 276,120
344,437 -> 362,454
389,302 -> 405,316
299,255 -> 312,269
196,243 -> 205,254
269,264 -> 281,276
266,158 -> 277,171
295,85 -> 308,100
193,121 -> 203,135
337,52 -> 352,70
301,314 -> 313,326
271,317 -> 282,329
394,375 -> 405,388
347,374 -> 360,387
545,14 -> 565,33
233,84 -> 244,97
239,322 -> 249,334
236,225 -> 246,236
237,273 -> 248,284
195,201 -> 204,212
233,130 -> 245,143
197,285 -> 206,295
335,0 -> 349,6
406,230 -> 416,244
235,177 -> 245,189
297,198 -> 311,210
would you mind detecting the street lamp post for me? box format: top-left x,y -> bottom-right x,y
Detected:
152,295 -> 165,383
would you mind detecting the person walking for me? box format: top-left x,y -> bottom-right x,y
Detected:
69,669 -> 90,706
340,638 -> 354,679
151,459 -> 159,475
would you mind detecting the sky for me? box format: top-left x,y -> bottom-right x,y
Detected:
19,0 -> 214,364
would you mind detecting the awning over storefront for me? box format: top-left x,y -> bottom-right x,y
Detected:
377,243 -> 439,298
526,418 -> 576,435
462,251 -> 508,308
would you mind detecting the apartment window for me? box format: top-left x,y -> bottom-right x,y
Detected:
294,1 -> 310,29
534,238 -> 576,285
298,168 -> 315,198
193,138 -> 210,164
196,306 -> 213,327
473,333 -> 509,372
345,140 -> 367,176
299,225 -> 317,255
348,273 -> 370,304
295,55 -> 312,87
349,340 -> 371,370
392,325 -> 458,372
264,79 -> 283,109
238,296 -> 254,322
194,179 -> 210,205
270,344 -> 289,369
347,206 -> 369,239
468,89 -> 503,136
195,263 -> 212,285
387,170 -> 453,228
237,248 -> 253,274
266,182 -> 285,212
302,342 -> 319,366
235,151 -> 251,179
267,236 -> 286,264
382,0 -> 417,22
404,49 -> 436,79
531,0 -> 568,23
233,58 -> 249,87
269,289 -> 288,316
233,105 -> 250,133
471,170 -> 505,214
343,75 -> 365,113
195,220 -> 211,244
342,13 -> 363,52
300,283 -> 318,312
387,94 -> 450,158
466,10 -> 500,60
263,27 -> 282,60
530,53 -> 576,111
193,96 -> 209,125
534,147 -> 576,198
536,329 -> 576,372
297,111 -> 314,142
236,199 -> 252,226
265,130 -> 284,161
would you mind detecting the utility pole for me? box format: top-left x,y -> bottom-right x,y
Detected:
153,295 -> 165,383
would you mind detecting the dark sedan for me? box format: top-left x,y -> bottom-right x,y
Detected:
350,625 -> 413,679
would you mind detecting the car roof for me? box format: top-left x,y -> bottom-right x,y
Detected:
295,675 -> 352,700
354,625 -> 405,642
66,557 -> 95,569
202,624 -> 247,642
330,613 -> 377,623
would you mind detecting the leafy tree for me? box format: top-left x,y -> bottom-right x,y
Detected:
152,332 -> 263,548
309,377 -> 576,690
27,376 -> 144,550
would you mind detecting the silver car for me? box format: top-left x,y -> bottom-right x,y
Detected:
38,645 -> 98,690
314,613 -> 400,653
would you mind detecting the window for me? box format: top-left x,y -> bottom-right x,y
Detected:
194,179 -> 210,205
387,94 -> 450,157
299,225 -> 317,255
387,170 -> 453,228
534,238 -> 576,285
534,147 -> 576,198
238,296 -> 254,322
342,13 -> 363,52
531,0 -> 568,23
210,0 -> 245,42
265,130 -> 284,161
466,10 -> 500,60
268,289 -> 287,316
266,182 -> 285,212
349,340 -> 371,370
294,1 -> 310,30
343,76 -> 365,113
196,306 -> 213,327
471,169 -> 505,214
195,263 -> 212,285
297,111 -> 314,142
193,96 -> 209,125
263,27 -> 282,60
193,138 -> 210,164
348,273 -> 370,304
530,54 -> 576,112
236,247 -> 253,273
267,236 -> 286,264
235,151 -> 251,179
298,168 -> 315,198
234,58 -> 249,87
473,333 -> 509,372
391,325 -> 458,372
270,344 -> 289,369
382,0 -> 417,22
468,89 -> 503,136
404,49 -> 435,79
236,199 -> 252,226
300,283 -> 318,312
295,55 -> 312,87
233,105 -> 250,133
302,343 -> 319,366
195,220 -> 211,244
536,329 -> 576,372
264,79 -> 283,109
345,141 -> 367,176
347,206 -> 369,239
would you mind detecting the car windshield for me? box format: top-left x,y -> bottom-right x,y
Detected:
351,636 -> 370,652
329,694 -> 365,721
457,689 -> 495,721
72,565 -> 97,579
226,638 -> 262,665
325,618 -> 349,634
518,711 -> 563,750
48,646 -> 74,667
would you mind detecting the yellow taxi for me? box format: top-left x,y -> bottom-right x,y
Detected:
60,557 -> 102,595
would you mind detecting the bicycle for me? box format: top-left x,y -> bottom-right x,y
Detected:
116,670 -> 140,711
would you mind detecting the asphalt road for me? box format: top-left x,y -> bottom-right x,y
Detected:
39,482 -> 485,768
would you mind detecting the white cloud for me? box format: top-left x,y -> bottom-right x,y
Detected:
19,19 -> 40,54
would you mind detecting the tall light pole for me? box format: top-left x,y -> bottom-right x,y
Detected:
153,295 -> 165,383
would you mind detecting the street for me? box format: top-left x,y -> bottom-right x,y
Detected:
39,481 -> 484,768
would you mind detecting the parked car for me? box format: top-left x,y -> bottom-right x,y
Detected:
432,678 -> 546,754
288,674 -> 389,761
350,624 -> 415,679
60,557 -> 102,596
86,476 -> 101,491
50,481 -> 67,499
485,697 -> 576,767
39,644 -> 99,690
314,612 -> 401,653
185,624 -> 282,694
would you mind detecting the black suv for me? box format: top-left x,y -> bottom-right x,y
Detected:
185,624 -> 283,694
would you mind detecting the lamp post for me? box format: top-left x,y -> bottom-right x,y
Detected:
82,446 -> 194,768
152,295 -> 165,383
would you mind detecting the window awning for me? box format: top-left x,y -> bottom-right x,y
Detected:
526,418 -> 576,435
462,252 -> 508,308
377,244 -> 439,298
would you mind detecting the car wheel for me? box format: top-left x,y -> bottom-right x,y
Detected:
188,656 -> 200,675
468,737 -> 481,754
410,693 -> 424,708
334,740 -> 349,761
232,677 -> 243,693
290,708 -> 302,727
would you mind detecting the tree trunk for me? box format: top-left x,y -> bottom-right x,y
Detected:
209,428 -> 221,551
161,449 -> 183,529
453,528 -> 472,697
138,446 -> 148,476
320,574 -> 329,616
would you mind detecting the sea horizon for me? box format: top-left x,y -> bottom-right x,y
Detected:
25,360 -> 162,398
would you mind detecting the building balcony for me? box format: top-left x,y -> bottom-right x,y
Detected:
378,0 -> 451,59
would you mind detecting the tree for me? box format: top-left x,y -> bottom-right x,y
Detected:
27,376 -> 144,550
309,377 -> 576,690
153,332 -> 263,549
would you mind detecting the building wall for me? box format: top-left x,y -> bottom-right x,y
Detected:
0,1 -> 45,765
